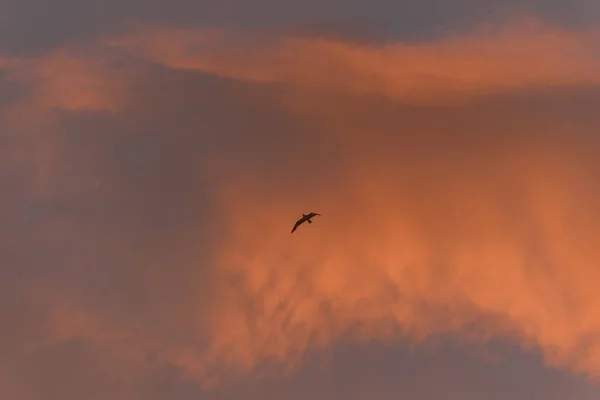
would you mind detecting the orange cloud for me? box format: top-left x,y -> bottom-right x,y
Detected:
0,56 -> 11,69
199,124 -> 600,383
2,17 -> 598,126
0,48 -> 141,199
111,18 -> 600,104
3,17 -> 600,391
0,365 -> 31,400
8,49 -> 134,114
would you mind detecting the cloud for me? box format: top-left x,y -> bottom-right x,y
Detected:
200,97 -> 600,382
0,365 -> 32,400
0,56 -> 11,69
3,48 -> 138,121
110,18 -> 600,104
0,46 -> 144,199
3,17 -> 598,122
1,16 -> 600,394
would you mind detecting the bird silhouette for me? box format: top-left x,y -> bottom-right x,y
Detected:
291,212 -> 321,233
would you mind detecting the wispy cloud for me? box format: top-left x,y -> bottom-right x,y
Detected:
110,18 -> 600,104
202,121 -> 600,382
0,16 -> 599,394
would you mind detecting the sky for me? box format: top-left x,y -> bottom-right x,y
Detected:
1,0 -> 600,399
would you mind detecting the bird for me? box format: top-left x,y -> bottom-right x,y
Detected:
291,212 -> 321,233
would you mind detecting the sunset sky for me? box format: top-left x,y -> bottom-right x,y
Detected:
2,1 -> 600,399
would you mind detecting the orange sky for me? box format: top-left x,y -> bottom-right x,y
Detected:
200,96 -> 600,382
1,14 -> 600,400
110,18 -> 600,104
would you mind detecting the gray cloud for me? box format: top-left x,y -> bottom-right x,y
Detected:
1,0 -> 598,52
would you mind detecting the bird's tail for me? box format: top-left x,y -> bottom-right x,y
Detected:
307,219 -> 312,224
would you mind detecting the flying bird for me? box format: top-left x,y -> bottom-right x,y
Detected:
291,212 -> 321,233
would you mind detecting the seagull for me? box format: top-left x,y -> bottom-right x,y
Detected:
291,212 -> 321,233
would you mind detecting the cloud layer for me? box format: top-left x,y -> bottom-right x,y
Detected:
1,17 -> 600,396
110,18 -> 600,103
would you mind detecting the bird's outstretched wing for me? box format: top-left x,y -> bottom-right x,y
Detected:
291,219 -> 304,233
306,212 -> 321,218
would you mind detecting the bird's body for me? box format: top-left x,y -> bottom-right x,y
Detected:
291,212 -> 320,233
